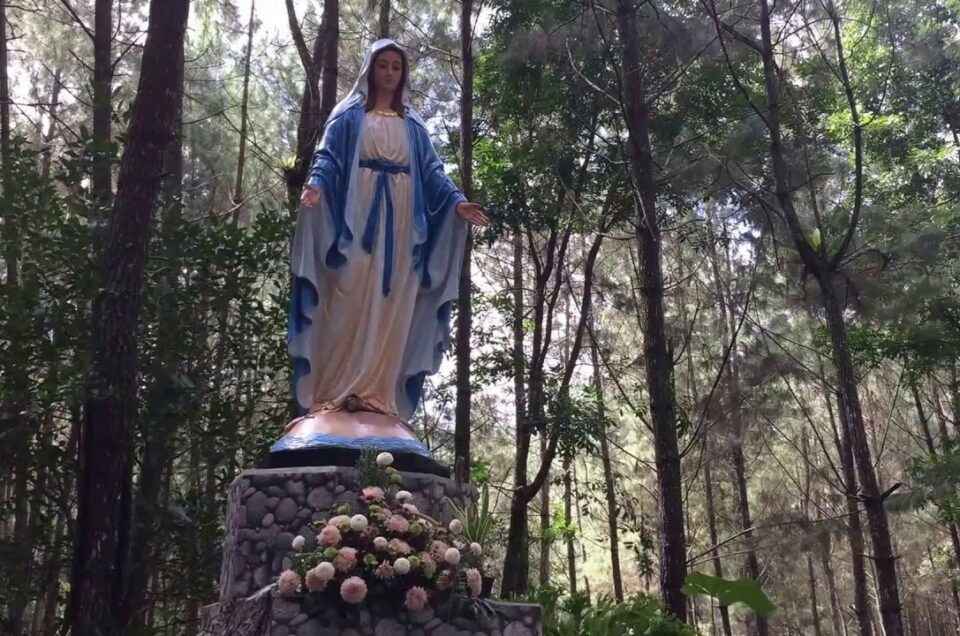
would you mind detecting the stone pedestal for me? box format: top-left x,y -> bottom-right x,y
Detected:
201,593 -> 543,636
206,466 -> 543,636
219,467 -> 475,601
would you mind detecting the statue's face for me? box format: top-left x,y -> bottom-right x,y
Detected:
372,49 -> 404,96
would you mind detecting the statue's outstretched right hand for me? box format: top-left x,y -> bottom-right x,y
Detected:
300,184 -> 321,207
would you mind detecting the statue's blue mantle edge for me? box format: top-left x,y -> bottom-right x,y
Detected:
270,433 -> 432,457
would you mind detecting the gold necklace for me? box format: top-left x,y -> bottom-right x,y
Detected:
374,108 -> 399,117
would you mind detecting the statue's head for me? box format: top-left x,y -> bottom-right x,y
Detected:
365,41 -> 409,116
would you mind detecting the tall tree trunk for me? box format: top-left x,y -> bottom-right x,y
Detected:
123,34 -> 186,629
378,0 -> 390,39
39,68 -> 62,181
538,436 -> 551,586
712,213 -> 768,635
590,329 -> 624,601
286,0 -> 338,205
93,0 -> 113,205
68,1 -> 191,633
616,0 -> 686,620
819,537 -> 847,636
753,0 -> 902,631
808,554 -> 825,636
1,2 -> 32,631
231,0 -> 256,223
453,0 -> 473,483
563,455 -> 577,594
821,286 -> 902,635
834,388 -> 873,636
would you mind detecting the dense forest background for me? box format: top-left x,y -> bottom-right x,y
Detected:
1,0 -> 959,634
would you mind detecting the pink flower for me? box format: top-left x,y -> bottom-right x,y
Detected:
334,546 -> 358,572
429,540 -> 449,561
277,570 -> 300,597
318,525 -> 342,547
375,561 -> 395,580
305,567 -> 327,592
387,514 -> 409,534
436,570 -> 453,591
405,586 -> 429,611
402,503 -> 419,515
340,576 -> 368,604
420,553 -> 437,578
362,486 -> 385,502
387,538 -> 412,556
466,568 -> 482,597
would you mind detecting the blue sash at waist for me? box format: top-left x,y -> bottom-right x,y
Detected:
359,158 -> 411,296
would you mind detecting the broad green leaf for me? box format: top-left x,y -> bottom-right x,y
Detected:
681,572 -> 776,617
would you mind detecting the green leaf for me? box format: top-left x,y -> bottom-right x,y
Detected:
809,227 -> 822,251
681,572 -> 776,617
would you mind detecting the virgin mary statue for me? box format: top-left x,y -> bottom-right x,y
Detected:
270,39 -> 487,474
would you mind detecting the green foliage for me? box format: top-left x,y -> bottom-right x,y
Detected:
445,483 -> 499,546
532,587 -> 697,636
681,572 -> 776,617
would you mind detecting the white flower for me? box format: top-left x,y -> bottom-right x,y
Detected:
470,542 -> 483,557
291,535 -> 306,552
395,490 -> 413,502
444,547 -> 462,565
373,536 -> 388,550
316,561 -> 336,581
393,557 -> 411,575
402,503 -> 419,515
376,452 -> 395,467
350,514 -> 369,532
449,519 -> 464,534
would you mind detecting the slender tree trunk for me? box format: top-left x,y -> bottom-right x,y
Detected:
318,0 -> 338,128
807,554 -> 825,636
616,0 -> 686,620
753,0 -> 902,630
835,388 -> 873,636
820,286 -> 903,635
590,330 -> 624,601
39,68 -> 62,181
378,0 -> 389,39
93,0 -> 113,205
68,2 -> 191,633
453,0 -> 473,483
712,215 -> 767,636
538,435 -> 551,586
820,539 -> 846,636
563,455 -> 577,594
231,0 -> 256,223
1,2 -> 32,631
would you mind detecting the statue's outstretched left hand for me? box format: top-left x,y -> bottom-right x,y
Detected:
455,201 -> 489,227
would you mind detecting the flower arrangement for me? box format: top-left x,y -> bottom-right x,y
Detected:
276,451 -> 491,611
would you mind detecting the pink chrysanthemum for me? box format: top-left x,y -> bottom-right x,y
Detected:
362,486 -> 385,502
387,514 -> 409,534
318,525 -> 342,547
305,567 -> 327,592
375,561 -> 395,580
277,570 -> 300,597
429,540 -> 449,562
328,514 -> 350,527
334,546 -> 358,572
340,576 -> 368,604
405,585 -> 429,611
466,568 -> 482,597
387,538 -> 412,556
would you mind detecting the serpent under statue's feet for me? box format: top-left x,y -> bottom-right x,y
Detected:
268,406 -> 448,477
